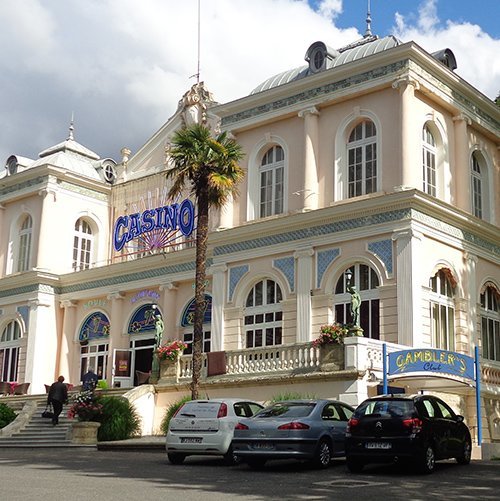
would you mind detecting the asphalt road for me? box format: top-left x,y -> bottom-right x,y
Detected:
1,448 -> 499,501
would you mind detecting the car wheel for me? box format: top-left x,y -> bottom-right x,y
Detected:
167,453 -> 186,465
346,458 -> 364,473
247,458 -> 267,469
223,445 -> 240,466
312,439 -> 332,469
419,445 -> 435,474
456,437 -> 472,465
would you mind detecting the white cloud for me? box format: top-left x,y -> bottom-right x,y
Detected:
0,0 -> 497,167
393,1 -> 500,99
317,0 -> 343,20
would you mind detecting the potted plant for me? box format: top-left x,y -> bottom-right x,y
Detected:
312,323 -> 348,371
67,390 -> 103,444
157,340 -> 188,381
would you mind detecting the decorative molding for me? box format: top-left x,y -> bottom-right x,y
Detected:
221,60 -> 408,126
367,239 -> 393,275
316,248 -> 340,288
0,176 -> 47,198
391,75 -> 420,92
273,256 -> 295,292
228,265 -> 249,302
298,106 -> 319,118
60,300 -> 77,309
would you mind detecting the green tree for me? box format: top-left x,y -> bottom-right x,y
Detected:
166,123 -> 244,399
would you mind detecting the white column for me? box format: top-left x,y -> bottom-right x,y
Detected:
106,292 -> 125,381
392,77 -> 420,190
298,107 -> 320,211
392,229 -> 423,347
210,264 -> 227,352
0,204 -> 4,273
36,188 -> 57,271
294,248 -> 314,343
219,194 -> 234,229
453,114 -> 471,212
159,282 -> 178,342
59,300 -> 77,383
25,297 -> 56,394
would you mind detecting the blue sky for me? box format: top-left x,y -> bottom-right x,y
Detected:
309,0 -> 499,38
0,0 -> 498,165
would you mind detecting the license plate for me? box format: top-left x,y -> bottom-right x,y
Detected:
180,437 -> 202,444
253,442 -> 274,450
366,442 -> 392,449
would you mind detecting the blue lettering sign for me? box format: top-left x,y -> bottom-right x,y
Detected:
388,348 -> 475,381
112,198 -> 196,252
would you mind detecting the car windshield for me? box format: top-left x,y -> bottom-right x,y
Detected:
177,402 -> 222,418
256,402 -> 315,418
355,399 -> 414,418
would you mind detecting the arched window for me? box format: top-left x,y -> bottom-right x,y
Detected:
78,312 -> 110,381
17,214 -> 32,272
429,269 -> 455,350
481,285 -> 500,362
347,120 -> 377,198
471,153 -> 482,218
73,218 -> 93,271
422,125 -> 437,196
260,145 -> 284,218
1,321 -> 21,381
180,295 -> 212,354
334,264 -> 380,339
245,279 -> 283,348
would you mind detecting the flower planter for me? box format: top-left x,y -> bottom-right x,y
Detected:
71,421 -> 101,445
318,343 -> 345,372
159,359 -> 180,383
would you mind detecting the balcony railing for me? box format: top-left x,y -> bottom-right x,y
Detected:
177,337 -> 406,380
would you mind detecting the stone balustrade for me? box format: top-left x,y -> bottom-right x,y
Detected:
176,337 -> 494,386
177,336 -> 408,380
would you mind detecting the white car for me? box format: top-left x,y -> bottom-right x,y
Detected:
166,398 -> 264,465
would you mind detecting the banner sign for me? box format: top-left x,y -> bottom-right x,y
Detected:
388,348 -> 475,381
113,198 -> 195,252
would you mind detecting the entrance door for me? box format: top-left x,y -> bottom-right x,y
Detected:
112,349 -> 132,388
131,338 -> 154,386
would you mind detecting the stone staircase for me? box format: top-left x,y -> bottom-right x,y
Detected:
0,396 -> 91,448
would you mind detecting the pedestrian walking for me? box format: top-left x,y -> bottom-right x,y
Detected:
47,376 -> 68,426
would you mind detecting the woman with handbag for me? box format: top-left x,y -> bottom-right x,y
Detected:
47,376 -> 68,426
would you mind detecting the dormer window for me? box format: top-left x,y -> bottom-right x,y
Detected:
305,41 -> 339,74
6,156 -> 18,175
102,161 -> 117,184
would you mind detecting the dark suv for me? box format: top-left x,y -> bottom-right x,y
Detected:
345,394 -> 472,473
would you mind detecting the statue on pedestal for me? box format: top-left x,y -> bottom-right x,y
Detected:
151,314 -> 164,382
347,286 -> 362,332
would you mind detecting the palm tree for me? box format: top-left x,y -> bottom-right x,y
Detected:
166,123 -> 244,399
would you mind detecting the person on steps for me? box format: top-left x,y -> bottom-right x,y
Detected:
47,375 -> 68,426
82,367 -> 99,391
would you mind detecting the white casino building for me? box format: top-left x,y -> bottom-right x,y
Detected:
0,22 -> 499,452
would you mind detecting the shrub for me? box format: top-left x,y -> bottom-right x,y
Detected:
0,403 -> 16,429
267,392 -> 317,405
160,395 -> 191,435
97,396 -> 141,442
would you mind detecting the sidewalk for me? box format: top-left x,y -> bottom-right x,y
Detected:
97,435 -> 165,451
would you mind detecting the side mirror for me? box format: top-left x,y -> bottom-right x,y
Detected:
455,415 -> 464,423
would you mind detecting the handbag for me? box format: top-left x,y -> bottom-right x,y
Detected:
42,403 -> 54,419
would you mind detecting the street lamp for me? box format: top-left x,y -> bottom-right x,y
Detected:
345,269 -> 353,288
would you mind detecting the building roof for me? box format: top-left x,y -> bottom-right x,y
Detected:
251,35 -> 402,95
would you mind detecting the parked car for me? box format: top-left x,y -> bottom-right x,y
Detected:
166,398 -> 263,465
345,394 -> 472,474
232,399 -> 355,469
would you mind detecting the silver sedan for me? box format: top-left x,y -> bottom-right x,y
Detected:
232,399 -> 354,469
